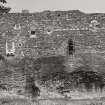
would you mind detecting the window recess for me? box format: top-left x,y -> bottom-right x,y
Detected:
6,41 -> 15,56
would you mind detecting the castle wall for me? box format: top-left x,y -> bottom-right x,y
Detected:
0,11 -> 105,59
0,11 -> 105,95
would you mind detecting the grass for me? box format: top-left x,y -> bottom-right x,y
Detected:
0,91 -> 105,105
0,96 -> 104,105
0,96 -> 31,105
0,92 -> 105,105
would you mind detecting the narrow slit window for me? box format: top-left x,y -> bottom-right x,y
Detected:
67,39 -> 75,55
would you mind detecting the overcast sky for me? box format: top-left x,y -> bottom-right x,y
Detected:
6,0 -> 105,13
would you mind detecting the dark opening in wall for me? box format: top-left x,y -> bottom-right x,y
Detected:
6,53 -> 15,57
30,30 -> 37,38
18,43 -> 22,47
67,39 -> 75,55
47,29 -> 51,33
31,31 -> 36,35
57,14 -> 61,17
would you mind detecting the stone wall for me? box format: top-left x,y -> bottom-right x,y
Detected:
1,10 -> 105,95
0,10 -> 105,59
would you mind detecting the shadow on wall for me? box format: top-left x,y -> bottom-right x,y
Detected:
0,54 -> 104,98
33,55 -> 105,94
70,69 -> 105,92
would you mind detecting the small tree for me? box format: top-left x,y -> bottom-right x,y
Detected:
0,0 -> 7,3
0,0 -> 11,14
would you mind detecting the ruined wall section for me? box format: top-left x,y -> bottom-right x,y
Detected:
0,10 -> 105,94
0,11 -> 105,59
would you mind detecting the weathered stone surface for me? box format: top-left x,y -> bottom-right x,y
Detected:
0,10 -> 104,58
0,10 -> 105,98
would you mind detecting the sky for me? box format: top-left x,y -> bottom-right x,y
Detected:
5,0 -> 105,13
